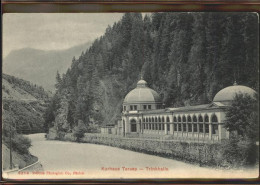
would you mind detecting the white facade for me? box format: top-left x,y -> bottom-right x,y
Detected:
107,80 -> 255,142
121,103 -> 228,141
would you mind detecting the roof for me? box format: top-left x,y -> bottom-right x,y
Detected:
213,84 -> 256,102
123,80 -> 162,104
166,104 -> 210,112
166,102 -> 227,113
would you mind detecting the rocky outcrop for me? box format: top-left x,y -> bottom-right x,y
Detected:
54,96 -> 70,132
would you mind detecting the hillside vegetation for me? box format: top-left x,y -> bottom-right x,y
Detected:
45,12 -> 258,136
2,73 -> 51,135
3,73 -> 51,100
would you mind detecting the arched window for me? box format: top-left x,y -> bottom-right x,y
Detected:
146,118 -> 148,122
158,117 -> 161,122
123,120 -> 125,131
173,116 -> 177,122
193,115 -> 197,122
187,115 -> 191,122
199,123 -> 204,133
143,118 -> 145,122
204,115 -> 209,134
205,124 -> 209,133
152,117 -> 155,122
130,119 -> 137,132
198,115 -> 203,122
212,114 -> 218,123
188,123 -> 192,132
183,122 -> 187,132
174,123 -> 177,131
155,117 -> 158,122
194,124 -> 198,132
162,117 -> 165,122
178,123 -> 182,131
204,115 -> 209,122
182,116 -> 186,122
167,116 -> 170,122
149,118 -> 151,122
178,116 -> 181,122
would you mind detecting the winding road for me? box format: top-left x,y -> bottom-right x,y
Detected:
5,133 -> 258,179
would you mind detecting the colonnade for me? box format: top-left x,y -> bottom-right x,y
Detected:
138,113 -> 221,140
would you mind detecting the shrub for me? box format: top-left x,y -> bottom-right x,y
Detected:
12,135 -> 32,155
221,134 -> 258,168
86,124 -> 100,133
73,120 -> 87,142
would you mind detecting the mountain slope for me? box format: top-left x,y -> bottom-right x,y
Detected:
2,73 -> 50,134
3,42 -> 92,91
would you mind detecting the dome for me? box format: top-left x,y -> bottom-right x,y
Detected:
124,80 -> 161,104
137,80 -> 147,86
213,83 -> 256,102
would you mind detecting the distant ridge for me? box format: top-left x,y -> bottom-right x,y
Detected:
3,41 -> 92,91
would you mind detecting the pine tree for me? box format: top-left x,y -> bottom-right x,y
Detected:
187,13 -> 207,104
128,13 -> 144,72
55,71 -> 62,90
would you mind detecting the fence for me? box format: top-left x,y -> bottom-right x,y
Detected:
2,160 -> 43,179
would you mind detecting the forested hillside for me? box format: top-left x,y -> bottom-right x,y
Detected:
3,73 -> 51,100
45,12 -> 258,135
2,73 -> 51,134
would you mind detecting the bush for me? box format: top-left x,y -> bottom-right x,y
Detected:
86,124 -> 100,133
221,135 -> 258,168
12,135 -> 32,155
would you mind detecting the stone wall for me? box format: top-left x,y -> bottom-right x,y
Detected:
81,133 -> 224,167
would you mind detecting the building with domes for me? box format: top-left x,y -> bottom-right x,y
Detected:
102,79 -> 256,142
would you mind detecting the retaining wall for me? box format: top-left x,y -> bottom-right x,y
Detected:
81,134 -> 224,167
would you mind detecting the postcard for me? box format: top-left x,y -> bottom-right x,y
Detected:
2,12 -> 259,180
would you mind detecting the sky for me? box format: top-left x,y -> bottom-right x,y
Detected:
3,13 -> 124,58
